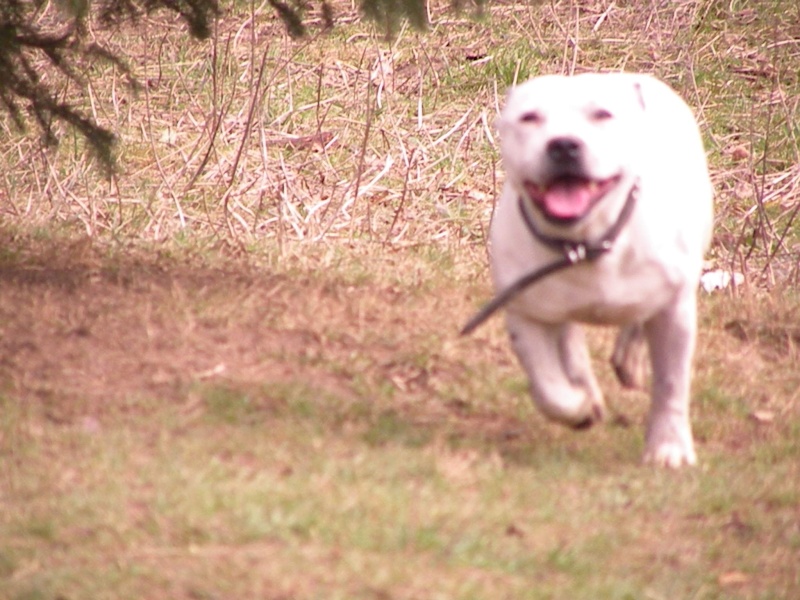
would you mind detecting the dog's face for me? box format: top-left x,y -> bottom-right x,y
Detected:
498,74 -> 646,225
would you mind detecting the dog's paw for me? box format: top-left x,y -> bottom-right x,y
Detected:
643,439 -> 697,468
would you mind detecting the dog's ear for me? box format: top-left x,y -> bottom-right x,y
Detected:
634,81 -> 646,110
495,87 -> 517,135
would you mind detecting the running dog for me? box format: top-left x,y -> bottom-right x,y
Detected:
482,73 -> 713,467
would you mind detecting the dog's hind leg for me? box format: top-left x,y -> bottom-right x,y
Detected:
506,313 -> 605,428
611,323 -> 648,389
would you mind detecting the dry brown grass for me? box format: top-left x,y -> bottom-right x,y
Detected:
2,1 -> 798,282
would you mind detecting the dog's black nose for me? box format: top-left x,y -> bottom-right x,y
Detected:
546,137 -> 583,164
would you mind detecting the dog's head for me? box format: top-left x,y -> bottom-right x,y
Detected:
498,73 -> 646,226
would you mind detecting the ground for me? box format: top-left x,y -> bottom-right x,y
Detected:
1,230 -> 798,599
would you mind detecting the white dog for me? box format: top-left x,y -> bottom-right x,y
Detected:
473,73 -> 713,467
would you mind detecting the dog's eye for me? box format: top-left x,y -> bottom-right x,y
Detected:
519,111 -> 542,124
591,108 -> 614,121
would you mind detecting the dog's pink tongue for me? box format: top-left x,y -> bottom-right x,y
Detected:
542,180 -> 592,219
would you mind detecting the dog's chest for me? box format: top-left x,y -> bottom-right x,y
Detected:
509,244 -> 681,325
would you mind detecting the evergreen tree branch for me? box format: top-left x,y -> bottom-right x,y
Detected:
0,0 -> 219,173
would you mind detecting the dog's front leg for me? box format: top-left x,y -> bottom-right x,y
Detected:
506,313 -> 605,428
642,286 -> 699,467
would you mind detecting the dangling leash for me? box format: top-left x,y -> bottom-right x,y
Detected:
460,183 -> 639,336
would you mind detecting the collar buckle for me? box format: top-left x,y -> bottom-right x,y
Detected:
564,243 -> 587,264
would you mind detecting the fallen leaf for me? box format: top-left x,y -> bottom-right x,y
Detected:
718,571 -> 749,586
727,144 -> 749,161
750,410 -> 775,424
505,523 -> 525,538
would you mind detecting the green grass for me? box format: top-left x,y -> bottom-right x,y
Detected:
5,361 -> 796,597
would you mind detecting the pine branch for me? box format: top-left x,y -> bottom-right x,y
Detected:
0,0 -> 219,174
0,0 -> 451,173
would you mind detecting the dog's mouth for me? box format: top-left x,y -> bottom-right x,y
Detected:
524,174 -> 622,224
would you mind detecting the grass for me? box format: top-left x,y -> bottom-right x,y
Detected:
1,237 -> 797,599
1,1 -> 799,599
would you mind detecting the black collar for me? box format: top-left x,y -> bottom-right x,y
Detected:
518,183 -> 639,264
461,183 -> 639,335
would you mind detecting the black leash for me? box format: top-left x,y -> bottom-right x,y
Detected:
460,184 -> 639,336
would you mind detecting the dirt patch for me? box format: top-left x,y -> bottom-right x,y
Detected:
0,232 -> 527,445
0,239 -> 332,419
